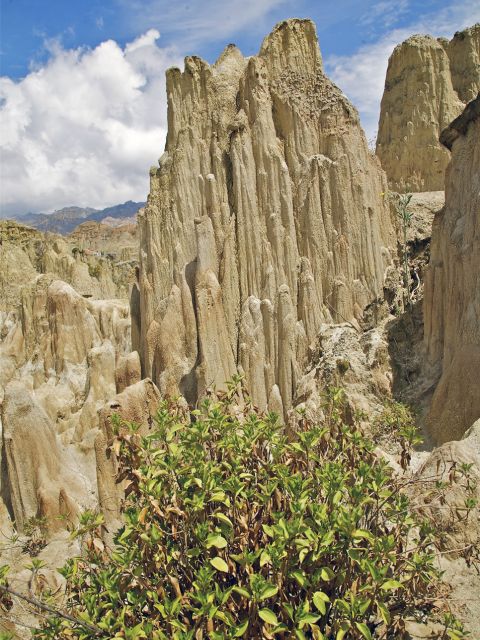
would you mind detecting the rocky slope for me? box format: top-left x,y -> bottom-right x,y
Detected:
69,220 -> 138,262
424,95 -> 480,443
376,24 -> 479,191
135,18 -> 396,416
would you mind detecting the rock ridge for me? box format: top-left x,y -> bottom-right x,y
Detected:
135,18 -> 396,415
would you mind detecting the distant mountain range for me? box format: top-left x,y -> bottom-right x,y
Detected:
4,201 -> 145,235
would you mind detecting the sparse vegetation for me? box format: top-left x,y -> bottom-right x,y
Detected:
88,263 -> 101,279
12,382 -> 465,640
390,192 -> 413,309
22,516 -> 48,557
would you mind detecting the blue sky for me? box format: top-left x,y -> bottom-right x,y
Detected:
1,0 -> 479,215
0,0 -> 466,77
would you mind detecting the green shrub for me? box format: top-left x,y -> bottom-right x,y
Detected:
31,385 -> 464,639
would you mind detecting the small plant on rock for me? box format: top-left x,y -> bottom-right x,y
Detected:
391,192 -> 413,309
22,516 -> 48,557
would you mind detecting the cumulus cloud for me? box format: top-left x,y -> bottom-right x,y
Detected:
326,0 -> 480,142
0,30 -> 181,216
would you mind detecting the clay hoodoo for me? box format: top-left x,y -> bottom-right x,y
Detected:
376,25 -> 479,192
446,24 -> 480,103
135,19 -> 396,415
424,94 -> 480,443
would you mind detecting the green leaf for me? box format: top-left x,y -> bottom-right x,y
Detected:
320,566 -> 334,581
215,513 -> 233,527
291,570 -> 307,587
206,534 -> 228,549
260,550 -> 271,567
376,601 -> 391,625
232,586 -> 250,598
259,585 -> 279,601
295,630 -> 307,640
313,591 -> 330,614
283,602 -> 294,621
380,579 -> 403,591
233,619 -> 249,637
335,621 -> 351,640
258,608 -> 279,626
210,557 -> 229,572
355,622 -> 373,640
352,529 -> 374,543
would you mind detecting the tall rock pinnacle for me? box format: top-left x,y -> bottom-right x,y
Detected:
134,18 -> 395,414
376,25 -> 479,192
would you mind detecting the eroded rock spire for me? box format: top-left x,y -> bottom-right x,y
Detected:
134,18 -> 396,414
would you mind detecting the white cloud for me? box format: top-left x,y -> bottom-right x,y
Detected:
0,31 -> 181,216
325,0 -> 480,142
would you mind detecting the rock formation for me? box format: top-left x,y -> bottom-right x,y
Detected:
135,19 -> 395,415
95,378 -> 161,534
0,219 -> 136,305
376,25 -> 479,192
376,35 -> 463,191
0,277 -> 133,528
446,24 -> 480,103
0,221 -> 146,535
424,95 -> 480,443
2,381 -> 86,532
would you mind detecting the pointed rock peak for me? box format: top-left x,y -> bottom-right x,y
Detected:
184,54 -> 211,74
214,43 -> 243,66
213,43 -> 245,76
259,18 -> 322,75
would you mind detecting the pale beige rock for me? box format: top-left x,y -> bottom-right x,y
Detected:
412,425 -> 480,553
95,379 -> 161,533
115,350 -> 141,393
447,24 -> 480,103
0,270 -> 136,547
294,319 -> 394,426
137,19 -> 395,414
1,382 -> 81,532
424,96 -> 480,443
376,34 -> 464,191
0,219 -> 136,307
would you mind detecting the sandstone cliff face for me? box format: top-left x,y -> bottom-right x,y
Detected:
376,34 -> 464,192
424,95 -> 480,443
135,19 -> 395,414
447,24 -> 480,103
